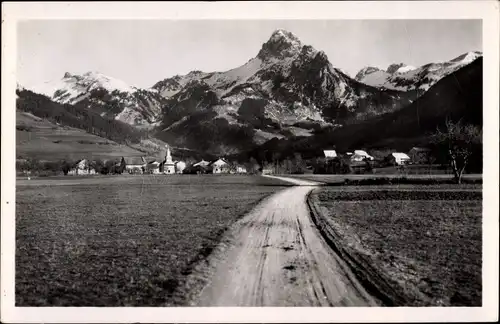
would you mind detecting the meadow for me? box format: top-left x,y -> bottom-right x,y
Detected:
309,186 -> 482,306
16,111 -> 144,161
15,175 -> 291,306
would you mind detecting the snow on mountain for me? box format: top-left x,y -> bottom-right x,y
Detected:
154,29 -> 413,154
395,65 -> 416,74
28,72 -> 166,127
355,51 -> 482,92
32,71 -> 135,104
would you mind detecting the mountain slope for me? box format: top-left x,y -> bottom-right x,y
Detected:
355,51 -> 482,93
16,88 -> 216,161
28,72 -> 167,127
154,29 -> 415,155
240,56 -> 482,161
16,88 -> 148,144
16,110 -> 145,161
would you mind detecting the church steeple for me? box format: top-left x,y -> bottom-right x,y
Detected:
166,144 -> 173,164
164,144 -> 176,174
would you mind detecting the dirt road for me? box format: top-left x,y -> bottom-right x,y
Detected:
188,175 -> 379,306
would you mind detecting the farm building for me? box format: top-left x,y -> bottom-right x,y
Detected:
144,160 -> 162,174
351,150 -> 374,162
175,161 -> 186,174
235,165 -> 247,174
68,159 -> 97,175
262,166 -> 274,175
123,157 -> 146,174
386,152 -> 411,166
408,147 -> 432,164
323,149 -> 337,159
211,158 -> 230,174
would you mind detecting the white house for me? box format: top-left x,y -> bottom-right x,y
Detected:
145,160 -> 162,174
236,165 -> 247,174
124,156 -> 146,174
175,161 -> 186,174
262,166 -> 274,175
351,150 -> 374,162
387,152 -> 411,166
323,150 -> 337,159
68,159 -> 97,176
211,158 -> 230,174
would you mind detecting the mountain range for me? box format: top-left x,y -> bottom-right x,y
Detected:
355,51 -> 482,93
30,71 -> 167,127
20,29 -> 482,158
238,56 -> 482,166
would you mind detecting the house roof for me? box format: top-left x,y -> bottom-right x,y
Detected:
323,150 -> 337,158
123,157 -> 145,165
410,147 -> 431,152
354,150 -> 371,156
391,152 -> 411,159
211,158 -> 228,166
193,160 -> 211,167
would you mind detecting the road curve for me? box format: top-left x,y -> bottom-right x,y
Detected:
188,175 -> 379,306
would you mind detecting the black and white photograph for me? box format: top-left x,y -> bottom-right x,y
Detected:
1,1 -> 499,323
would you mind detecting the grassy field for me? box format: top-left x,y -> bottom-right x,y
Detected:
309,186 -> 482,306
16,111 -> 145,161
15,175 -> 291,306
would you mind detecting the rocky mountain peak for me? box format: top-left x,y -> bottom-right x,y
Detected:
354,66 -> 382,80
314,50 -> 329,63
386,63 -> 407,74
257,29 -> 303,60
449,51 -> 482,64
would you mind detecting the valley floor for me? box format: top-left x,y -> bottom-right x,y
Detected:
15,175 -> 290,306
15,173 -> 482,307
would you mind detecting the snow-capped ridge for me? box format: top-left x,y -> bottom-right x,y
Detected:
386,63 -> 407,74
395,65 -> 416,74
269,29 -> 302,45
355,66 -> 382,80
355,51 -> 482,92
28,71 -> 166,127
257,29 -> 304,60
449,51 -> 482,65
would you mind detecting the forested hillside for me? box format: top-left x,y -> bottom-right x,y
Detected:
16,89 -> 148,145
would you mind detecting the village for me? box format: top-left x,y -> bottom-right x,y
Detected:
56,145 -> 435,177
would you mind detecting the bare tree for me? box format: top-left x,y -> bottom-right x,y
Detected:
431,119 -> 482,184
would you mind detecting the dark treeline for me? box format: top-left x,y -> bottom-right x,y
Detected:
16,157 -> 127,177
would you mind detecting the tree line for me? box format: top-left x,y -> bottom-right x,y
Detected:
16,158 -> 128,177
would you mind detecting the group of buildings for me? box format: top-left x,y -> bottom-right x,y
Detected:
67,145 -> 249,176
66,145 -> 433,176
322,147 -> 432,166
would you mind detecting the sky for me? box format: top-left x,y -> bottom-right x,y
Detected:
17,19 -> 482,89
